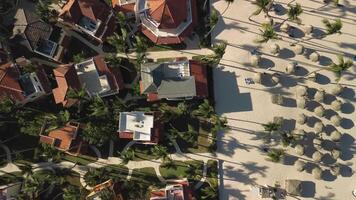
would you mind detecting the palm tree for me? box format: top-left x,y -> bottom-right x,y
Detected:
107,33 -> 128,56
116,11 -> 126,27
119,149 -> 135,164
193,99 -> 215,119
62,185 -> 81,200
72,52 -> 86,63
249,0 -> 273,21
262,122 -> 281,133
204,9 -> 219,38
201,178 -> 218,199
151,145 -> 170,161
105,54 -> 133,72
35,0 -> 58,24
176,101 -> 190,117
22,176 -> 45,200
89,96 -> 109,118
99,188 -> 115,200
221,0 -> 235,16
135,52 -> 147,70
135,36 -> 148,54
186,163 -> 202,181
323,18 -> 342,35
18,163 -> 34,179
287,3 -> 303,24
211,115 -> 229,133
66,87 -> 89,112
329,55 -> 353,81
22,63 -> 37,74
159,103 -> 179,123
266,149 -> 284,162
255,23 -> 280,43
44,110 -> 70,131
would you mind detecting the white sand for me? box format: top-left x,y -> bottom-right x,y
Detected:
212,0 -> 356,199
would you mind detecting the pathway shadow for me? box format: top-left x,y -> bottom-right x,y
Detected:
279,48 -> 295,59
217,136 -> 239,157
341,102 -> 355,114
315,73 -> 331,85
214,68 -> 253,113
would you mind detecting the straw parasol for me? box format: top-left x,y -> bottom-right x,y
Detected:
331,149 -> 341,160
295,144 -> 304,156
309,52 -> 320,62
250,54 -> 261,67
313,138 -> 322,150
331,99 -> 342,111
302,25 -> 313,35
253,72 -> 262,83
312,167 -> 322,180
293,44 -> 304,55
271,94 -> 283,105
271,75 -> 280,84
269,43 -> 280,55
295,160 -> 305,172
307,72 -> 318,82
286,62 -> 297,74
314,122 -> 324,134
297,113 -> 306,125
296,96 -> 307,109
330,84 -> 343,96
294,129 -> 305,136
280,23 -> 290,32
330,130 -> 342,141
330,115 -> 342,127
314,106 -> 325,117
296,85 -> 308,96
312,151 -> 323,162
264,16 -> 274,25
314,90 -> 325,103
330,164 -> 340,176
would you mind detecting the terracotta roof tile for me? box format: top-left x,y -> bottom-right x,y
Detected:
93,56 -> 124,91
147,0 -> 187,29
0,63 -> 25,102
189,60 -> 208,98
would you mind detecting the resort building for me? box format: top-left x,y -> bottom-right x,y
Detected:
117,112 -> 162,144
112,0 -> 197,44
59,0 -> 116,43
0,59 -> 51,105
11,9 -> 70,61
52,56 -> 124,107
39,122 -> 87,156
140,59 -> 208,101
150,180 -> 193,200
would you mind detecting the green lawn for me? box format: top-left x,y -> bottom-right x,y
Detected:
159,160 -> 204,181
132,145 -> 157,161
131,167 -> 163,187
62,154 -> 97,166
206,160 -> 218,182
84,164 -> 129,187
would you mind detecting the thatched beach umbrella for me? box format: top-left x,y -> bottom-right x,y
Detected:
314,90 -> 325,103
331,99 -> 343,111
331,84 -> 344,96
296,96 -> 307,109
312,167 -> 322,180
330,165 -> 340,176
253,72 -> 262,83
307,72 -> 318,82
309,52 -> 320,62
312,151 -> 323,162
280,23 -> 290,32
271,75 -> 280,84
295,160 -> 305,172
314,122 -> 324,134
294,129 -> 305,136
330,115 -> 342,127
296,85 -> 308,96
293,44 -> 304,55
250,54 -> 261,67
297,113 -> 307,125
313,138 -> 322,150
286,62 -> 297,74
331,149 -> 341,160
269,43 -> 280,55
330,130 -> 342,141
264,16 -> 274,25
302,25 -> 313,35
295,144 -> 304,156
314,106 -> 325,117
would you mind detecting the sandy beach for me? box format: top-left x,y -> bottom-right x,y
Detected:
212,0 -> 356,199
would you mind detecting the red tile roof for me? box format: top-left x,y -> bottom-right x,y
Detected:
0,63 -> 25,102
189,60 -> 208,98
59,0 -> 115,40
112,0 -> 135,12
52,64 -> 81,107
